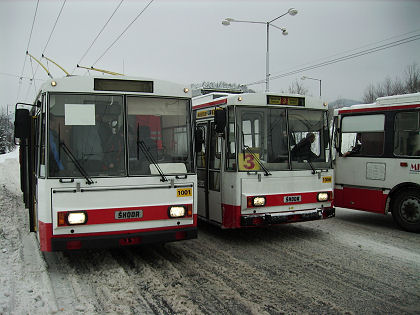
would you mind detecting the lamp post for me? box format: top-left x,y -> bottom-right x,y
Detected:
222,8 -> 298,92
301,76 -> 322,98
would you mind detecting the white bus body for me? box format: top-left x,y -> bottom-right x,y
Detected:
334,92 -> 420,232
193,92 -> 335,228
15,75 -> 197,251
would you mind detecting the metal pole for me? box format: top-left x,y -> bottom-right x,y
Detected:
319,80 -> 322,98
266,22 -> 270,92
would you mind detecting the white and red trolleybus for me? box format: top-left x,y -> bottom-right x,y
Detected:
192,92 -> 335,228
333,92 -> 420,232
14,75 -> 197,251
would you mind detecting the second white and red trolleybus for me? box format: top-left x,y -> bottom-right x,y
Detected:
193,92 -> 335,228
334,92 -> 420,232
14,75 -> 197,251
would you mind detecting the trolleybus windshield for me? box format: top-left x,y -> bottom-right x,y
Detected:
48,94 -> 193,178
236,106 -> 330,172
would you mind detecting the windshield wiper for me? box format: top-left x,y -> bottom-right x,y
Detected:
139,140 -> 168,182
244,145 -> 271,176
306,158 -> 316,175
59,142 -> 94,185
136,125 -> 168,182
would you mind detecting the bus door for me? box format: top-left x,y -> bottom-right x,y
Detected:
196,121 -> 223,223
208,121 -> 223,223
196,122 -> 209,219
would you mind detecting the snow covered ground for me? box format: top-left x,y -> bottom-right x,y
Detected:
1,149 -> 420,314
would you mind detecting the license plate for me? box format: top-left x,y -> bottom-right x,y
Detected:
284,195 -> 302,203
115,210 -> 143,220
177,188 -> 192,197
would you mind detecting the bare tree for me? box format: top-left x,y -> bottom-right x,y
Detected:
363,84 -> 377,103
405,63 -> 420,93
288,80 -> 308,95
362,63 -> 420,103
0,108 -> 15,153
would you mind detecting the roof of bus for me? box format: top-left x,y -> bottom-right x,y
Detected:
192,92 -> 327,110
38,75 -> 191,98
336,92 -> 420,115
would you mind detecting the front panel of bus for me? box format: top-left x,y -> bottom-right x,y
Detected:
195,95 -> 334,228
35,90 -> 197,251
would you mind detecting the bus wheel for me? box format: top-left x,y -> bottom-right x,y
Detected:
392,189 -> 420,232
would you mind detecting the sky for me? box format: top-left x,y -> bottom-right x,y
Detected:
1,0 -> 420,113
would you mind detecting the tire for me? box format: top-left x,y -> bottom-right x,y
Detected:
392,189 -> 420,233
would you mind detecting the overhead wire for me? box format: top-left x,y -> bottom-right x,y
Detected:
29,0 -> 67,82
73,0 -> 125,74
245,31 -> 420,87
269,27 -> 420,81
92,0 -> 154,67
16,0 -> 40,103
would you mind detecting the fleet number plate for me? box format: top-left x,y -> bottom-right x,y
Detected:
322,176 -> 332,183
177,188 -> 192,197
115,210 -> 143,220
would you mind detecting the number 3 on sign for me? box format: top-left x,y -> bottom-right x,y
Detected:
238,153 -> 261,171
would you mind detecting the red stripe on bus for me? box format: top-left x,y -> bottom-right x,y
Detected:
193,98 -> 227,109
249,191 -> 332,207
39,214 -> 197,249
58,204 -> 193,226
334,186 -> 387,213
338,103 -> 420,114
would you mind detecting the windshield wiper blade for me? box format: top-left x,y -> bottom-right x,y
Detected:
60,142 -> 94,185
306,158 -> 316,175
139,140 -> 168,182
244,145 -> 271,176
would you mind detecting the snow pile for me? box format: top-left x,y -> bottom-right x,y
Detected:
0,150 -> 55,314
0,149 -> 20,196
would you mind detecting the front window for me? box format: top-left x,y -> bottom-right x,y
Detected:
48,94 -> 193,179
289,109 -> 330,170
236,106 -> 330,172
126,96 -> 193,175
48,93 -> 125,178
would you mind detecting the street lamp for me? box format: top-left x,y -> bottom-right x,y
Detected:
301,75 -> 322,98
222,8 -> 298,92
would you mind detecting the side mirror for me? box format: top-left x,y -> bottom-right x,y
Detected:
195,128 -> 204,153
14,108 -> 30,139
214,109 -> 226,134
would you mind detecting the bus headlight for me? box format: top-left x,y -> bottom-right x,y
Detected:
247,196 -> 266,207
317,192 -> 330,202
67,212 -> 88,225
168,206 -> 186,218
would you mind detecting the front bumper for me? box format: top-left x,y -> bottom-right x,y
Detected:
240,207 -> 335,227
50,227 -> 197,251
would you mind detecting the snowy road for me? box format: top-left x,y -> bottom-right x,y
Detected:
1,151 -> 420,314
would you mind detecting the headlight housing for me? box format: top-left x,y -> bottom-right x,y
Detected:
247,196 -> 266,207
58,211 -> 88,226
317,192 -> 330,202
168,206 -> 186,218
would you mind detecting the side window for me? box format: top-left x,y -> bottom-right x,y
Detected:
209,122 -> 221,170
226,106 -> 236,171
196,125 -> 206,168
394,111 -> 420,156
209,122 -> 221,191
341,114 -> 385,157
